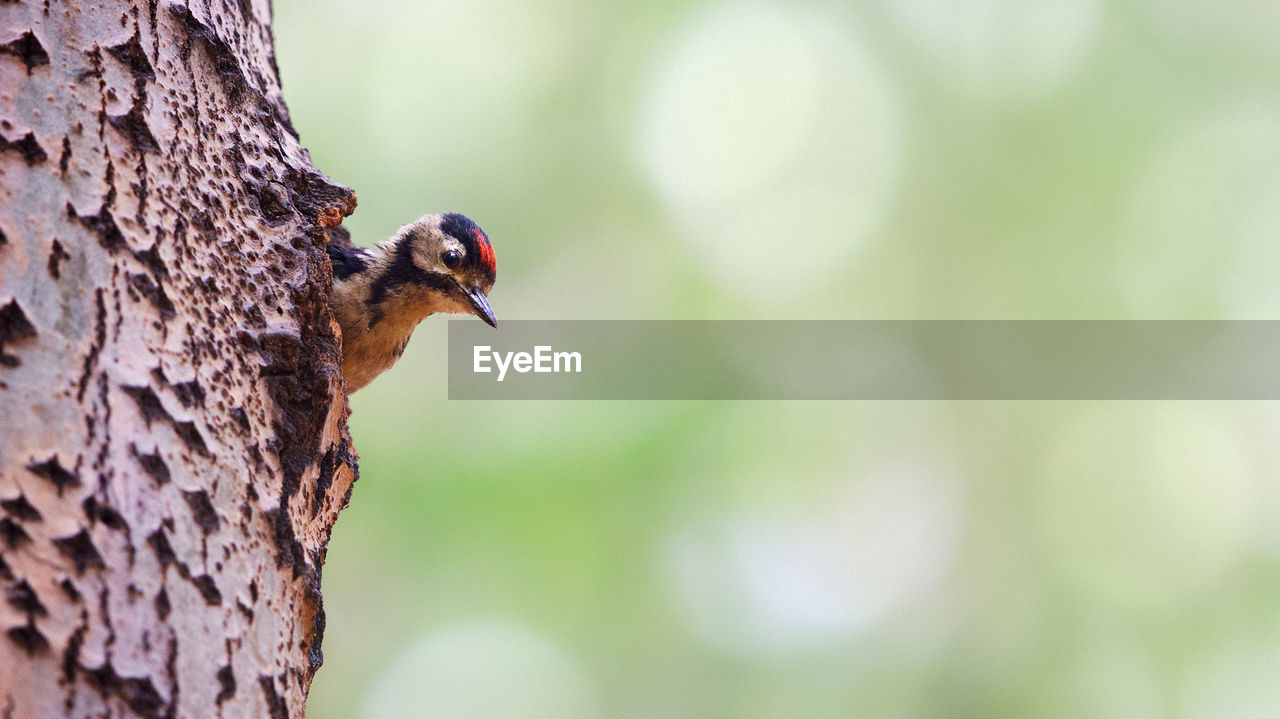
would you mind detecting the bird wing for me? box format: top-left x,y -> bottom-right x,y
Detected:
326,243 -> 369,281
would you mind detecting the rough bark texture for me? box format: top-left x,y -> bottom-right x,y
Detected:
0,1 -> 357,717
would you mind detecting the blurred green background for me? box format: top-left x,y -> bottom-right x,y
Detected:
273,1 -> 1280,716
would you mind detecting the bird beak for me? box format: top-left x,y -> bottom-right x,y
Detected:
466,287 -> 498,327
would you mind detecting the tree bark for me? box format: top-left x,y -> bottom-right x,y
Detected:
0,1 -> 357,717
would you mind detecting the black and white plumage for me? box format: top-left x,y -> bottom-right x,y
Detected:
326,213 -> 497,392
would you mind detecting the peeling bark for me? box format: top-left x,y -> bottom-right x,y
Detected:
0,1 -> 357,717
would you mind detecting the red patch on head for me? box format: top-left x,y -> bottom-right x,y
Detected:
473,228 -> 496,275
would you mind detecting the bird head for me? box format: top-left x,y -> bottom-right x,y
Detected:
399,213 -> 497,326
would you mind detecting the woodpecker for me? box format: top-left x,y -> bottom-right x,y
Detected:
326,213 -> 497,392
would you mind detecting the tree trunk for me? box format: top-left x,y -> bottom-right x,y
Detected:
0,1 -> 357,717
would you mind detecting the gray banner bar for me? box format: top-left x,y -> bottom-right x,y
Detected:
447,321 -> 1280,399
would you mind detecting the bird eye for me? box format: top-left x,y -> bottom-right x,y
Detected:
442,249 -> 462,269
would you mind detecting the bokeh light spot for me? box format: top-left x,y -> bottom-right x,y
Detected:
360,622 -> 597,719
877,0 -> 1103,100
1184,636 -> 1280,719
637,3 -> 901,309
1117,102 -> 1280,318
1036,404 -> 1254,613
661,404 -> 963,656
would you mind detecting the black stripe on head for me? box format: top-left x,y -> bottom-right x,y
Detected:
440,213 -> 477,245
440,213 -> 496,281
366,235 -> 456,327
